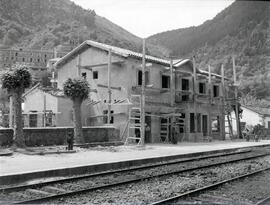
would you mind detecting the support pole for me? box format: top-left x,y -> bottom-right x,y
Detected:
170,58 -> 174,107
107,49 -> 112,124
43,93 -> 46,127
193,57 -> 197,135
140,39 -> 146,146
77,54 -> 81,77
232,56 -> 240,138
9,96 -> 13,128
221,64 -> 225,140
208,65 -> 212,138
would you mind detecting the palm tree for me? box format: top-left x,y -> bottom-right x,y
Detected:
63,78 -> 90,144
1,67 -> 32,148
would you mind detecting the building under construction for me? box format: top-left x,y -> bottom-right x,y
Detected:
49,40 -> 236,143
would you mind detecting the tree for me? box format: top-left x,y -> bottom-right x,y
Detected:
1,67 -> 32,148
63,78 -> 90,144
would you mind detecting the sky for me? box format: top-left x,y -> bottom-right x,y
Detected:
71,0 -> 234,38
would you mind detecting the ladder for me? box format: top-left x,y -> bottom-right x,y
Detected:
125,95 -> 142,145
225,112 -> 234,140
160,117 -> 169,143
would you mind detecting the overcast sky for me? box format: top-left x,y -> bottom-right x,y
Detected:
71,0 -> 234,38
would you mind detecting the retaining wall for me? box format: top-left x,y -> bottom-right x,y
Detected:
0,126 -> 120,147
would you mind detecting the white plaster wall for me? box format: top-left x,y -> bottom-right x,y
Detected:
24,89 -> 58,113
264,116 -> 270,128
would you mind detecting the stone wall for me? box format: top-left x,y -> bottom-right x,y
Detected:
0,126 -> 120,147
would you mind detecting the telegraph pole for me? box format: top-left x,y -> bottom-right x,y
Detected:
107,49 -> 112,124
221,64 -> 225,140
193,56 -> 197,134
232,56 -> 240,138
208,65 -> 212,137
140,39 -> 146,146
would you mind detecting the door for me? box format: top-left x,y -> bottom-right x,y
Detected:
29,114 -> 37,127
202,115 -> 208,136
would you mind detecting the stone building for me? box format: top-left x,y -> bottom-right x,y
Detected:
51,40 -> 231,143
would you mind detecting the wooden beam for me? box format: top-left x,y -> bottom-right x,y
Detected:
221,64 -> 226,140
170,58 -> 174,107
79,61 -> 124,69
233,55 -> 240,138
193,57 -> 197,133
97,84 -> 121,91
208,65 -> 212,138
77,54 -> 81,77
141,38 -> 146,146
107,49 -> 112,124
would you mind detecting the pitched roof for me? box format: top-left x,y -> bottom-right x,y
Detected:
23,85 -> 65,98
242,105 -> 270,116
55,40 -> 228,80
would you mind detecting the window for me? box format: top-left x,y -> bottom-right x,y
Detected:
93,71 -> 98,79
138,70 -> 149,86
213,85 -> 219,97
103,110 -> 114,124
199,82 -> 206,94
161,75 -> 170,88
182,79 -> 189,91
22,58 -> 25,62
45,111 -> 53,126
190,113 -> 195,133
82,72 -> 87,79
182,95 -> 189,101
29,114 -> 37,127
30,58 -> 32,62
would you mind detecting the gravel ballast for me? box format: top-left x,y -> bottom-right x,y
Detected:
51,156 -> 270,204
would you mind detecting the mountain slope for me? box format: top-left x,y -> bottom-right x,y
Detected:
0,0 -> 169,57
148,1 -> 270,99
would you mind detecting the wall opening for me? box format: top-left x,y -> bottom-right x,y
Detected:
182,79 -> 189,91
211,116 -> 220,132
199,82 -> 206,94
162,75 -> 170,88
138,70 -> 149,86
93,71 -> 98,79
190,113 -> 195,133
213,85 -> 219,97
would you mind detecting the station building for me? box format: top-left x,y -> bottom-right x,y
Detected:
42,40 -> 232,143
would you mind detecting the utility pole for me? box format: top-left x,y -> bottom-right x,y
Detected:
140,39 -> 146,146
221,64 -> 225,140
43,93 -> 46,127
193,57 -> 197,134
77,54 -> 81,77
169,58 -> 174,107
9,96 -> 13,128
232,56 -> 240,138
208,65 -> 212,138
107,49 -> 112,124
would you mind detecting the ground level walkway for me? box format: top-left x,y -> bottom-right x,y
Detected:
1,140 -> 270,178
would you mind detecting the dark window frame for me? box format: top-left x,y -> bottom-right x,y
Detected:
161,75 -> 170,89
93,71 -> 98,79
213,85 -> 219,97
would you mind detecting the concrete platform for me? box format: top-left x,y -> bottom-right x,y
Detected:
1,140 -> 270,185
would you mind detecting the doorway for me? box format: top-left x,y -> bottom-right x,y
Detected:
202,115 -> 208,136
145,115 -> 151,143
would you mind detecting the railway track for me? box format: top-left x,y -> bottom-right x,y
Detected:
1,147 -> 270,204
151,167 -> 270,205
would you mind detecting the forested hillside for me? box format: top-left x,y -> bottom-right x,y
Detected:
148,1 -> 270,100
0,0 -> 168,56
